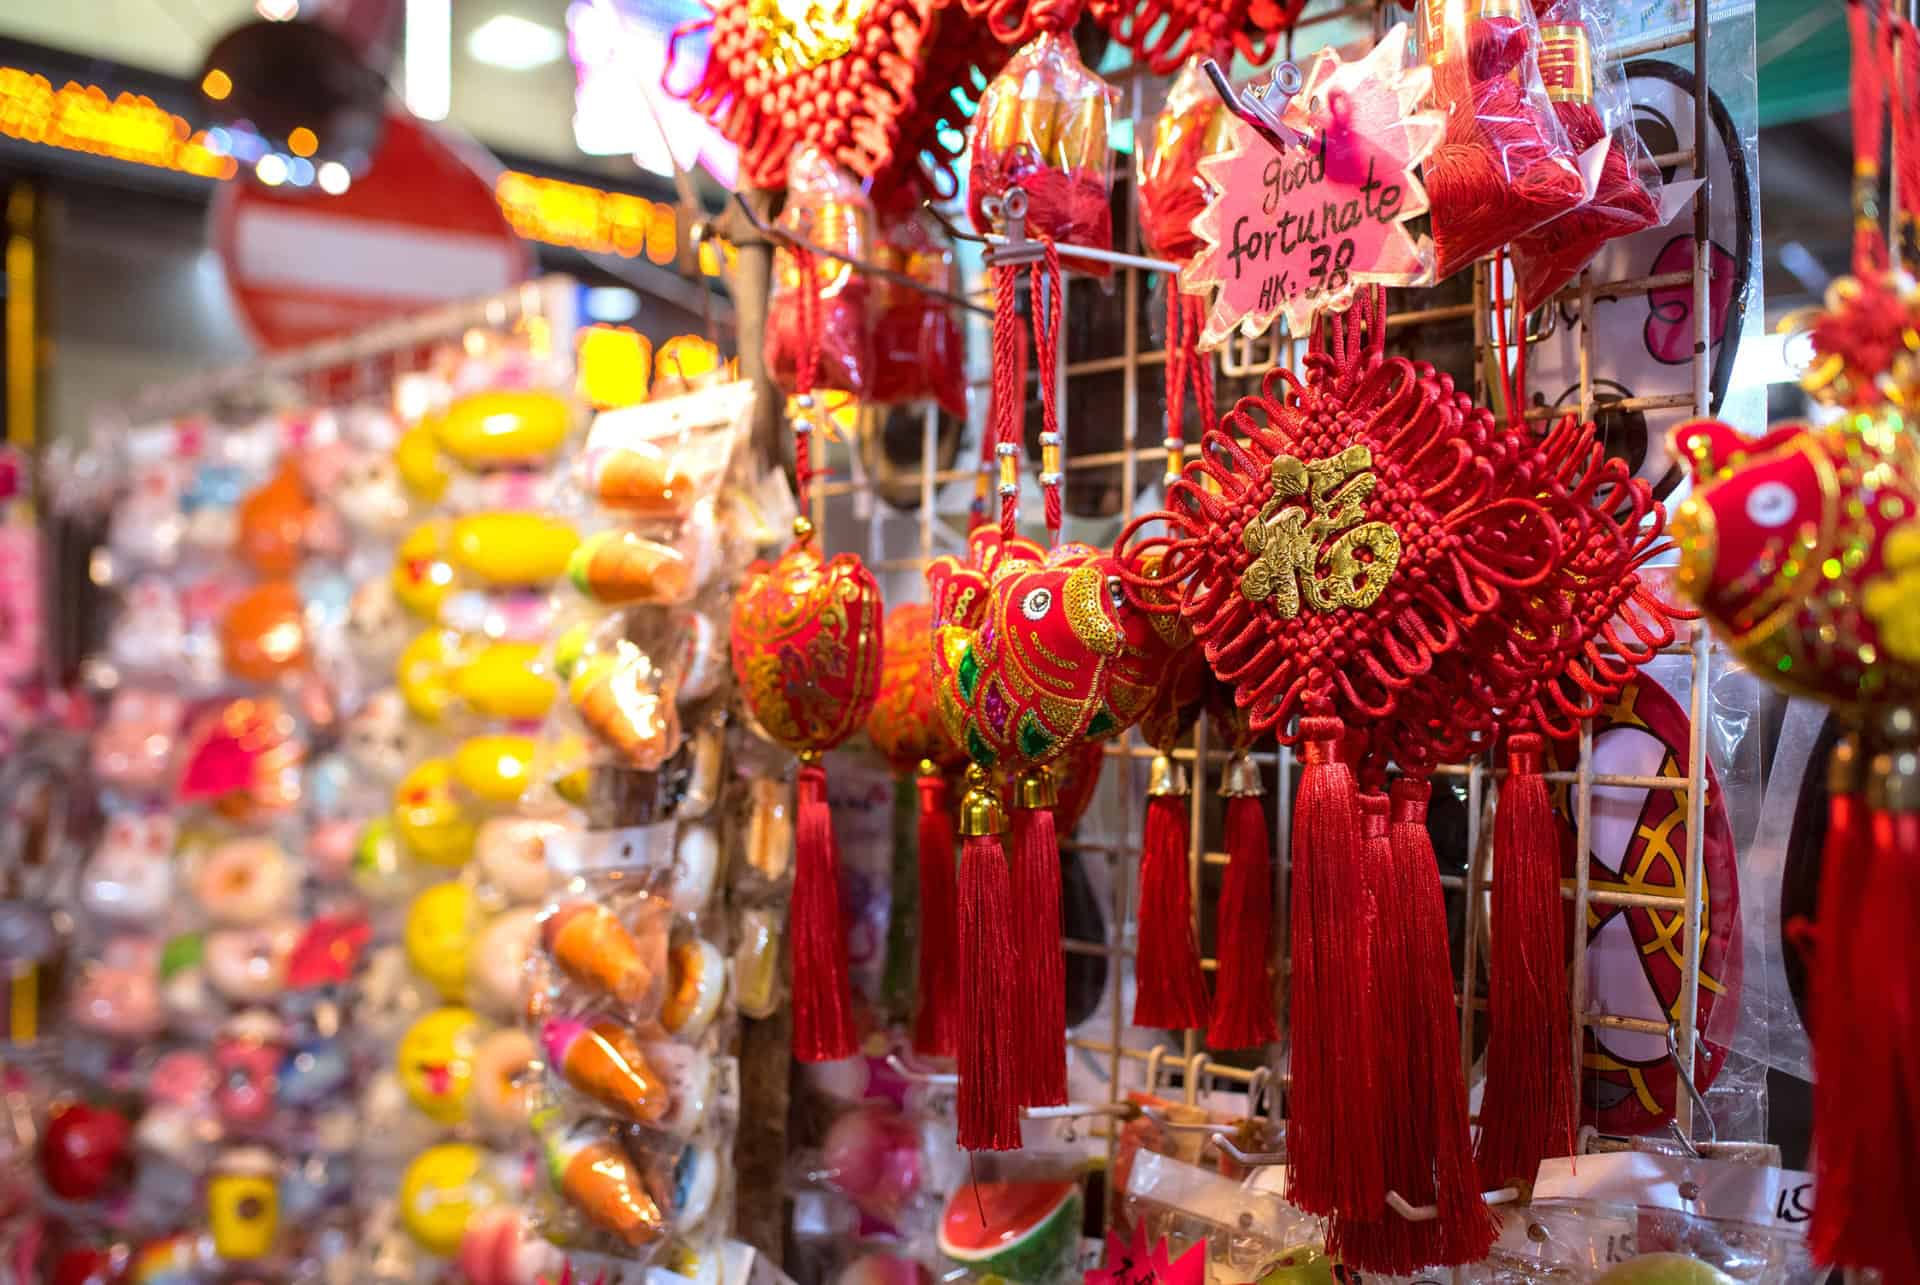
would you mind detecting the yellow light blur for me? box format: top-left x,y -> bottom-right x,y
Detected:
579,325 -> 653,409
0,68 -> 238,180
287,126 -> 317,157
201,69 -> 232,100
653,335 -> 725,397
493,169 -> 680,262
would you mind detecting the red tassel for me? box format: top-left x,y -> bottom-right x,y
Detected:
1815,737 -> 1920,1279
792,759 -> 858,1063
1475,733 -> 1575,1189
1286,715 -> 1386,1222
1328,792 -> 1416,1273
1132,757 -> 1209,1031
956,766 -> 1022,1151
1010,768 -> 1067,1106
913,764 -> 961,1059
1809,738 -> 1864,1263
1387,778 -> 1495,1267
1207,758 -> 1278,1050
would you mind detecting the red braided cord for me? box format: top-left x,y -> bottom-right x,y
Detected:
1166,287 -> 1188,460
1850,0 -> 1891,277
1895,13 -> 1920,270
993,261 -> 1023,540
1029,239 -> 1066,542
791,246 -> 822,516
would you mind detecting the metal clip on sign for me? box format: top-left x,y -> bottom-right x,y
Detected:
1201,58 -> 1305,154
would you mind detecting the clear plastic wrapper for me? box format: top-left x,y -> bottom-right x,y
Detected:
1120,1150 -> 1326,1283
766,145 -> 876,398
1509,0 -> 1666,310
937,1148 -> 1087,1285
1137,61 -> 1233,264
1416,0 -> 1590,280
968,32 -> 1118,272
869,208 -> 968,418
550,612 -> 685,774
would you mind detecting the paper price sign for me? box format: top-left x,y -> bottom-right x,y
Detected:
1184,26 -> 1441,346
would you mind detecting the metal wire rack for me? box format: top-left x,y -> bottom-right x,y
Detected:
794,0 -> 1734,1229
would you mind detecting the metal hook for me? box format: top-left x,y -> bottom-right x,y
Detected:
1182,1049 -> 1208,1106
1024,1101 -> 1140,1122
1246,1065 -> 1272,1122
1201,57 -> 1306,154
1206,1131 -> 1288,1168
1144,1044 -> 1167,1096
885,1053 -> 959,1086
1386,1186 -> 1523,1222
1663,1021 -> 1717,1153
728,192 -> 991,317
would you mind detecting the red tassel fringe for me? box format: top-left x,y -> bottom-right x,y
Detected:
1133,791 -> 1210,1031
913,771 -> 961,1059
1011,801 -> 1068,1106
1475,734 -> 1575,1189
1816,747 -> 1920,1279
1207,791 -> 1279,1050
958,833 -> 1022,1150
792,762 -> 858,1063
1286,715 -> 1386,1221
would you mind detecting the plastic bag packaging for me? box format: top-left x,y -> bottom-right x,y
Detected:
1137,60 -> 1234,264
968,32 -> 1118,272
1119,1150 -> 1328,1283
937,1148 -> 1087,1285
869,208 -> 968,419
1508,0 -> 1665,310
1415,0 -> 1589,280
766,144 -> 876,398
1486,1151 -> 1821,1283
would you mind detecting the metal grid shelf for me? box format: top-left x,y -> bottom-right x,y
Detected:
802,0 -> 1725,1219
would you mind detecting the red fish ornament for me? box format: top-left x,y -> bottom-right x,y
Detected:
1669,9 -> 1920,1277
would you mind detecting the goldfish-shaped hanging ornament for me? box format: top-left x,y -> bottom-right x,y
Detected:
1669,8 -> 1920,1278
730,402 -> 886,1064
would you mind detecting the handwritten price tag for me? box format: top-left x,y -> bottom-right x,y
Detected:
1184,26 -> 1441,346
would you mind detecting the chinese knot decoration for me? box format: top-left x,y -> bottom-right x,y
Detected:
1118,286 -> 1684,1272
1672,8 -> 1920,1278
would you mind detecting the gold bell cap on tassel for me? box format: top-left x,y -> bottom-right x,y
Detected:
1218,752 -> 1264,799
1147,753 -> 1189,798
1015,766 -> 1058,811
959,763 -> 1007,837
1870,709 -> 1920,814
1829,734 -> 1861,797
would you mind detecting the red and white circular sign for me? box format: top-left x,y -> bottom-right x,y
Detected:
211,110 -> 532,351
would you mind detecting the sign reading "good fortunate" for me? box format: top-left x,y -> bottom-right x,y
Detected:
1184,27 -> 1441,347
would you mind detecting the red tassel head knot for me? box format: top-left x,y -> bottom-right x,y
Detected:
1118,293 -> 1569,745
731,538 -> 886,754
1668,412 -> 1920,715
867,602 -> 966,775
1089,0 -> 1308,75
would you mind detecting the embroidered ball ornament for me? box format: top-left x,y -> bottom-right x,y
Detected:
731,531 -> 886,1062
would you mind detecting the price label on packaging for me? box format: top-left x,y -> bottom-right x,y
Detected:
1184,26 -> 1442,346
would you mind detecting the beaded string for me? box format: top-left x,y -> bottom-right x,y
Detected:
1028,238 -> 1066,543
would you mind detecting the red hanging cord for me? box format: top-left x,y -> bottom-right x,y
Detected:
1849,0 -> 1891,279
1028,239 -> 1066,542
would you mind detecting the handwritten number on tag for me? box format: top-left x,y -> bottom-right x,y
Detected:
1776,1181 -> 1813,1225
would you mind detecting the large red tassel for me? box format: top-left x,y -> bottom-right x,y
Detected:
1286,715 -> 1385,1222
1809,737 -> 1866,1262
1817,733 -> 1920,1279
956,764 -> 1022,1151
1207,753 -> 1278,1050
1475,732 -> 1575,1190
1132,754 -> 1209,1031
1010,767 -> 1067,1106
792,756 -> 858,1063
913,762 -> 961,1059
1397,777 -> 1494,1267
1328,791 -> 1415,1273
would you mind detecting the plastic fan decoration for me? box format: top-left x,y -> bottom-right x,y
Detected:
670,0 -> 993,193
1671,19 -> 1920,1271
1415,0 -> 1589,281
1183,30 -> 1442,347
732,249 -> 886,1064
968,32 -> 1120,273
865,601 -> 967,1058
